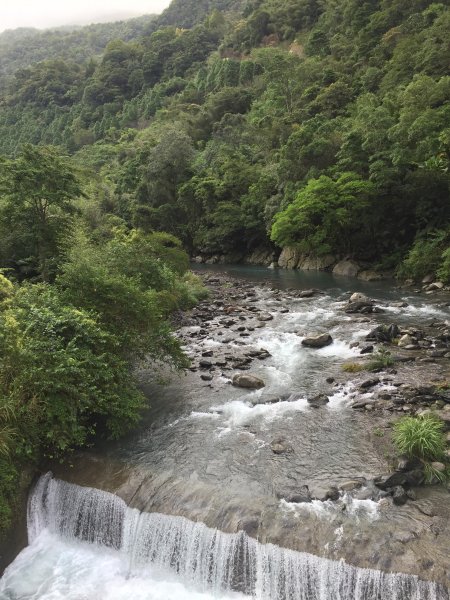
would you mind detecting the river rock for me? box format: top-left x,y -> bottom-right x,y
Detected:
360,345 -> 374,354
398,334 -> 415,348
270,438 -> 291,454
258,312 -> 274,322
427,282 -> 444,291
301,333 -> 333,348
232,374 -> 265,389
391,486 -> 408,506
282,486 -> 313,504
333,260 -> 361,277
299,289 -> 315,298
323,486 -> 340,501
340,480 -> 363,492
345,301 -> 374,314
422,274 -> 435,284
307,394 -> 329,407
349,293 -> 370,303
360,377 -> 380,390
431,462 -> 446,472
366,324 -> 400,343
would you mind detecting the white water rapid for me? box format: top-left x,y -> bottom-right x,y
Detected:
1,474 -> 447,600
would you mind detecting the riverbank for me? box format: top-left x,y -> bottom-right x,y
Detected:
2,267 -> 449,596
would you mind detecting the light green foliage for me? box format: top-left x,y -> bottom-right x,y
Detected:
271,173 -> 375,256
366,349 -> 395,372
393,414 -> 449,483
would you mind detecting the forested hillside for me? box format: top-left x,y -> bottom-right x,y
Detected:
0,16 -> 157,91
1,0 -> 449,282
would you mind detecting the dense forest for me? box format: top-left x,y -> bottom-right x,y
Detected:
0,0 -> 449,536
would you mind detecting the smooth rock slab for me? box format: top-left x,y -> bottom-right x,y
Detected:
232,373 -> 265,389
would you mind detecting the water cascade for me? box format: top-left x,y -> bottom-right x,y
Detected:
14,474 -> 447,600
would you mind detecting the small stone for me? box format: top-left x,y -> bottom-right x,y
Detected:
199,360 -> 213,368
431,461 -> 446,472
360,345 -> 374,354
360,377 -> 380,390
201,374 -> 213,381
340,480 -> 363,492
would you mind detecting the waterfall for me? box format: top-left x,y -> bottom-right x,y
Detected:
28,474 -> 448,600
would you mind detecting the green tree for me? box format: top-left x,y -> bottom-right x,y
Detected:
0,145 -> 83,281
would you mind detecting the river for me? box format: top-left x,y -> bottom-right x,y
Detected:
1,266 -> 449,599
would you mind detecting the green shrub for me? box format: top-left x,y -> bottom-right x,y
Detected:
397,229 -> 450,282
367,348 -> 395,371
393,414 -> 449,483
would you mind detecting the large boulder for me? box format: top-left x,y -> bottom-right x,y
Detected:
333,260 -> 361,277
301,333 -> 333,348
278,247 -> 301,269
298,254 -> 336,271
232,373 -> 265,389
358,270 -> 385,281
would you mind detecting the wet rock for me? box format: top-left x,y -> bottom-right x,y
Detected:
360,345 -> 374,354
393,530 -> 416,544
340,480 -> 363,492
282,486 -> 313,504
398,334 -> 415,348
360,377 -> 380,390
352,399 -> 376,409
366,324 -> 400,343
345,301 -> 374,314
301,333 -> 333,348
374,469 -> 424,490
239,518 -> 260,536
202,350 -> 214,357
349,293 -> 370,303
299,289 -> 315,298
232,374 -> 265,389
323,486 -> 340,501
258,312 -> 274,322
199,359 -> 213,368
270,438 -> 291,454
427,282 -> 444,291
326,377 -> 335,384
391,485 -> 408,506
250,395 -> 285,406
201,374 -> 213,382
307,394 -> 329,407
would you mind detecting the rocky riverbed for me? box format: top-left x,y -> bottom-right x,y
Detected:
3,267 -> 450,594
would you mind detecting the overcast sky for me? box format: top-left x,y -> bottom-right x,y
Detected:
0,0 -> 172,32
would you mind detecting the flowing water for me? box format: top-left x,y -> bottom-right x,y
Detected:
1,267 -> 449,599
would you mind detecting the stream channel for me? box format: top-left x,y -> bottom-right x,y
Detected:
1,265 -> 449,599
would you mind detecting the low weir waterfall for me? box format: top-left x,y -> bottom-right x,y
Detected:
1,267 -> 449,599
1,474 -> 447,600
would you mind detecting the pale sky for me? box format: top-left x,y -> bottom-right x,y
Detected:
0,0 -> 172,32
